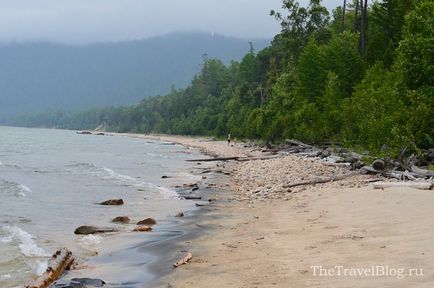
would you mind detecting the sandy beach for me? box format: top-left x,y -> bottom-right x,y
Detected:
120,134 -> 434,288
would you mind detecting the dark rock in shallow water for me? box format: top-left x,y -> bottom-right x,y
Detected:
54,278 -> 106,287
137,218 -> 157,226
74,226 -> 119,235
111,216 -> 130,224
98,198 -> 124,205
183,195 -> 202,200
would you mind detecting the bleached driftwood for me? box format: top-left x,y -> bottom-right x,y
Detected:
173,252 -> 193,268
373,182 -> 433,190
285,139 -> 312,148
322,162 -> 351,167
411,165 -> 434,177
283,172 -> 359,188
187,155 -> 284,163
186,156 -> 239,162
236,155 -> 284,162
26,248 -> 74,288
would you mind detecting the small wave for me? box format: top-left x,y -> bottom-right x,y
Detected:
19,184 -> 32,194
0,180 -> 31,197
78,234 -> 102,255
69,163 -> 178,199
79,234 -> 102,247
1,225 -> 50,257
100,167 -> 178,199
101,167 -> 137,183
0,274 -> 11,280
0,235 -> 12,243
145,152 -> 169,159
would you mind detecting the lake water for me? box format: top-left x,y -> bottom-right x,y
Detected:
0,126 -> 202,287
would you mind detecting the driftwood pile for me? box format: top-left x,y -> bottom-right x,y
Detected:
188,138 -> 433,190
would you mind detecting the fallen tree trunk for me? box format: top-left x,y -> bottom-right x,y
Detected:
411,165 -> 434,177
186,156 -> 239,162
361,166 -> 427,180
173,252 -> 193,268
322,162 -> 351,167
373,182 -> 433,190
283,172 -> 359,189
236,155 -> 284,162
187,155 -> 284,163
285,139 -> 312,148
26,248 -> 74,288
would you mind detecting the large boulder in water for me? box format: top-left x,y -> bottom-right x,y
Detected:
111,216 -> 130,224
74,226 -> 119,235
98,199 -> 124,205
136,218 -> 157,226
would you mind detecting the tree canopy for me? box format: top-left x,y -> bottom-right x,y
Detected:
9,0 -> 434,158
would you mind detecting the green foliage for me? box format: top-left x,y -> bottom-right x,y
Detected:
343,64 -> 411,154
396,0 -> 434,90
9,0 -> 433,159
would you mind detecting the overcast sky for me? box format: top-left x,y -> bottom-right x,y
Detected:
0,0 -> 344,44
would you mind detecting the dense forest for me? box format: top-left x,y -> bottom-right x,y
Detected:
9,0 -> 434,157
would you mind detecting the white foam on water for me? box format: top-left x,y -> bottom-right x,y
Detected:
149,184 -> 178,199
0,180 -> 30,197
100,166 -> 178,199
0,160 -> 3,166
79,234 -> 102,247
1,225 -> 50,257
0,235 -> 12,243
78,235 -> 103,255
35,260 -> 48,275
19,184 -> 32,194
71,162 -> 180,199
101,166 -> 137,183
0,274 -> 11,280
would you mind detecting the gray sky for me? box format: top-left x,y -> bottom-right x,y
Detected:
0,0 -> 344,44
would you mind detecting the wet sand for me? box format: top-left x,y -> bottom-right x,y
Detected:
116,134 -> 434,288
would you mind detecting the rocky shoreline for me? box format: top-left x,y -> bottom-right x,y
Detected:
114,134 -> 434,288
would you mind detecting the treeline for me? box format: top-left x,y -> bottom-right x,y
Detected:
11,0 -> 433,157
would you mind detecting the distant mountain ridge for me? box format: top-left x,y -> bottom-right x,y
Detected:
0,32 -> 270,117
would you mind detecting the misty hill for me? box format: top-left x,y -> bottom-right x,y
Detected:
0,32 -> 269,117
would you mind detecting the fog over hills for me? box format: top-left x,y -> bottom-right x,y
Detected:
0,32 -> 269,117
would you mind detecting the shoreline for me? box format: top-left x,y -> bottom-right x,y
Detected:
114,133 -> 434,288
49,133 -> 231,288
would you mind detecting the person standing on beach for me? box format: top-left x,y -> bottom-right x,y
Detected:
227,133 -> 231,146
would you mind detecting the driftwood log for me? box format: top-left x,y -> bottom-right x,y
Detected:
373,182 -> 433,190
411,165 -> 434,177
285,139 -> 312,148
283,172 -> 359,189
187,155 -> 283,163
186,156 -> 239,162
173,252 -> 193,268
26,248 -> 74,288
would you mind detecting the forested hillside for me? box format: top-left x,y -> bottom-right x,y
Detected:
9,0 -> 433,157
0,32 -> 269,117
